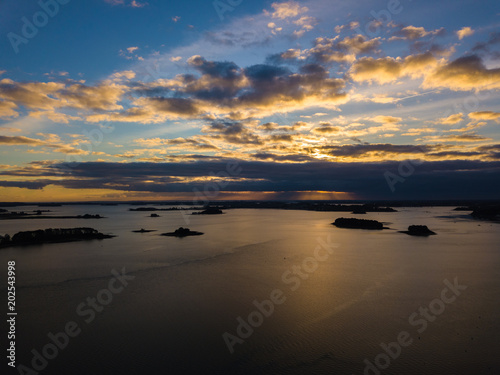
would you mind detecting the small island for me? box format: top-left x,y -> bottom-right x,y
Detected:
150,213 -> 160,217
132,228 -> 157,233
0,228 -> 115,249
76,214 -> 103,219
332,217 -> 384,230
192,207 -> 224,215
400,225 -> 436,236
161,227 -> 204,237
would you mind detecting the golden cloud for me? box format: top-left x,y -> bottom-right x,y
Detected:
468,111 -> 500,121
423,55 -> 500,91
456,27 -> 474,40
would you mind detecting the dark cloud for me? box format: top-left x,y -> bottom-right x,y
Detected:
316,144 -> 432,157
251,153 -> 316,162
472,31 -> 500,57
2,160 -> 500,199
204,120 -> 262,145
146,97 -> 200,116
188,56 -> 240,79
244,64 -> 290,81
0,180 -> 46,189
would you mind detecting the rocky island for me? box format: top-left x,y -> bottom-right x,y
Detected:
0,228 -> 115,249
400,225 -> 436,236
332,217 -> 385,230
161,227 -> 204,237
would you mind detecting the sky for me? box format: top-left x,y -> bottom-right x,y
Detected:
0,0 -> 499,202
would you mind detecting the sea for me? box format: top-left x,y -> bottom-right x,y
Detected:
0,205 -> 499,375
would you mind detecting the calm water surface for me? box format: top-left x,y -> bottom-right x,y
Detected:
0,205 -> 499,374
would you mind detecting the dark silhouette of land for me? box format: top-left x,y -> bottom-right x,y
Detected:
400,225 -> 436,236
161,227 -> 204,237
0,228 -> 114,249
130,207 -> 202,211
470,205 -> 500,220
0,212 -> 104,220
132,229 -> 157,233
332,217 -> 384,230
192,207 -> 224,215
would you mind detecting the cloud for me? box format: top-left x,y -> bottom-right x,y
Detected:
270,34 -> 381,65
457,27 -> 474,40
0,181 -> 46,189
317,143 -> 431,158
267,1 -> 308,19
134,137 -> 219,150
0,135 -> 46,146
4,159 -> 500,199
419,133 -> 491,143
472,31 -> 500,55
126,46 -> 139,54
112,70 -> 136,80
0,135 -> 87,154
202,120 -> 262,145
0,79 -> 64,110
424,55 -> 500,91
370,116 -> 402,124
468,111 -> 500,121
0,100 -> 18,118
104,0 -> 147,7
435,113 -> 464,125
129,58 -> 347,120
311,123 -> 340,134
394,25 -> 445,40
28,110 -> 81,124
350,52 -> 439,84
0,79 -> 126,114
